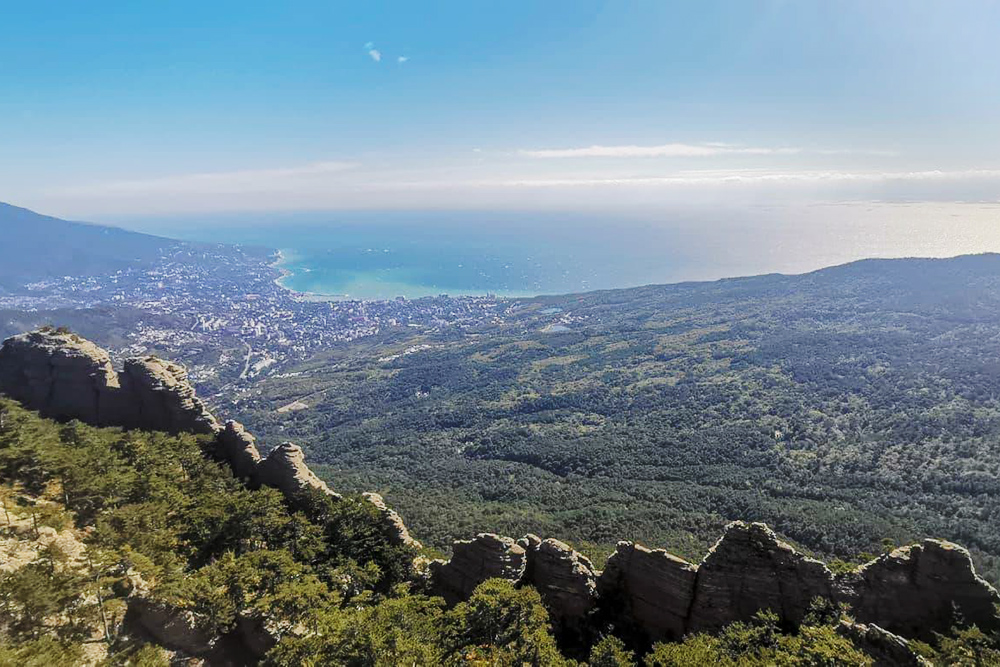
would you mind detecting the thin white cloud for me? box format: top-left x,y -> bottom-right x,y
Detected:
368,49 -> 382,62
487,168 -> 1000,188
398,56 -> 408,63
519,143 -> 802,159
50,162 -> 358,197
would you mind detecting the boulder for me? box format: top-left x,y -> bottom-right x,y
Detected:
522,537 -> 599,636
430,533 -> 526,604
686,522 -> 837,634
836,621 -> 931,667
845,539 -> 1000,640
127,598 -> 217,657
216,420 -> 263,481
597,541 -> 698,642
255,442 -> 342,501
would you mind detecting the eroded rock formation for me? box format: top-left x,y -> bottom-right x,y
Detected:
256,442 -> 342,500
686,521 -> 838,633
597,541 -> 698,642
430,533 -> 526,604
120,356 -> 219,434
430,522 -> 1000,649
363,492 -> 422,548
836,621 -> 931,667
844,539 -> 1000,640
522,537 -> 599,636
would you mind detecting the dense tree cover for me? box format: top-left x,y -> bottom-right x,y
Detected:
233,255 -> 1000,581
2,399 -> 999,664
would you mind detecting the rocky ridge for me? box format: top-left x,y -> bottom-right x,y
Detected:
431,521 -> 1000,649
0,329 -> 415,547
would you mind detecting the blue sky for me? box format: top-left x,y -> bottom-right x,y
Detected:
3,1 -> 1000,217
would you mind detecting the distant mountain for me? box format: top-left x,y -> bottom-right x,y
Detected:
0,202 -> 174,290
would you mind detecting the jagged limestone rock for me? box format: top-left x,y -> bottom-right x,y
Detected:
121,356 -> 220,435
0,329 -> 121,424
836,621 -> 931,667
363,492 -> 422,549
255,442 -> 342,500
597,541 -> 698,642
430,533 -> 526,604
0,329 -> 219,434
845,539 -> 1000,640
686,522 -> 837,634
522,537 -> 599,637
216,420 -> 263,481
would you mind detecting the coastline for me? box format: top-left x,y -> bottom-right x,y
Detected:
267,247 -> 529,302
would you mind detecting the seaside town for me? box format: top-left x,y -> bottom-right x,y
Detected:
0,241 -> 524,394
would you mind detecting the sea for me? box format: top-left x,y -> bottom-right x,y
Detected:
123,204 -> 1000,300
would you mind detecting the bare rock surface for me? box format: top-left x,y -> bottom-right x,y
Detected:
430,533 -> 526,604
216,420 -> 263,481
363,492 -> 422,548
0,329 -> 120,425
255,442 -> 342,500
522,537 -> 599,636
121,356 -> 220,434
845,539 -> 1000,640
686,521 -> 837,634
0,329 -> 218,434
837,621 -> 931,667
597,541 -> 698,641
127,598 -> 218,657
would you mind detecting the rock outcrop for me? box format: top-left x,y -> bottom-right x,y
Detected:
686,522 -> 838,633
430,533 -> 527,604
120,356 -> 219,434
0,329 -> 219,435
216,420 -> 263,481
0,329 -> 422,553
836,621 -> 931,667
521,537 -> 600,637
0,329 -> 122,426
363,492 -> 422,548
597,541 -> 698,642
844,539 -> 1000,640
255,442 -> 342,500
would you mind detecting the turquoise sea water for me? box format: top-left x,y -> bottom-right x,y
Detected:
141,212 -> 701,300
125,206 -> 1000,300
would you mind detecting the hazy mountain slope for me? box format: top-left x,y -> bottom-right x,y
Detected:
0,202 -> 172,290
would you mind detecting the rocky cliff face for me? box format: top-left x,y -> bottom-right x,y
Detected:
686,522 -> 838,633
597,541 -> 698,641
0,330 -> 219,434
521,537 -> 599,638
429,521 -> 1000,647
430,533 -> 527,604
844,539 -> 1000,640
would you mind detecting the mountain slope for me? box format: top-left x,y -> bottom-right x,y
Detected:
0,202 -> 173,290
231,253 -> 1000,584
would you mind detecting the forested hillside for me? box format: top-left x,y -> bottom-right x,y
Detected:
3,397 -> 998,665
234,254 -> 1000,582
